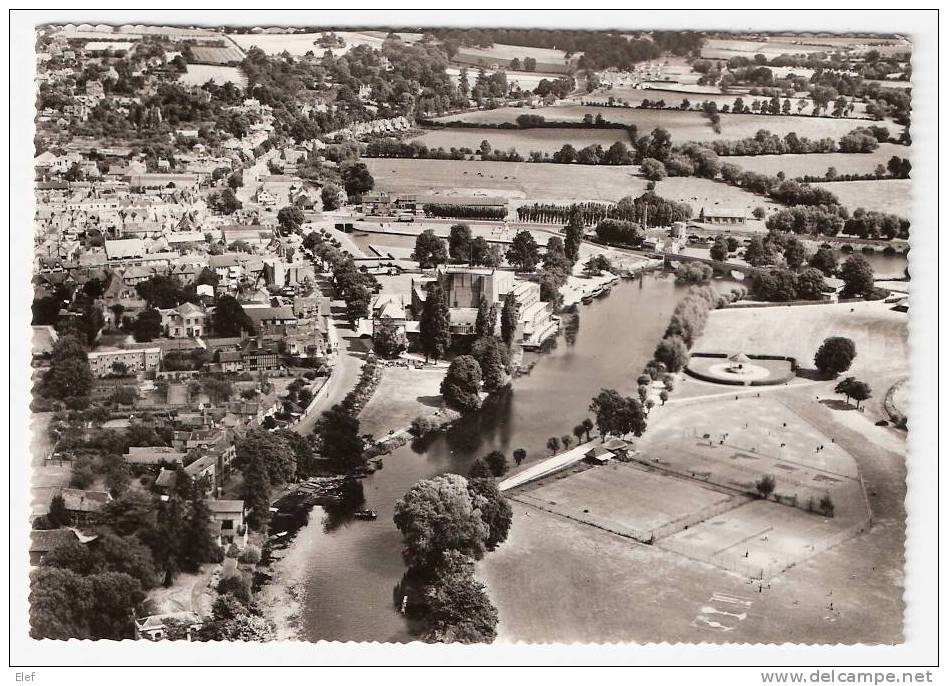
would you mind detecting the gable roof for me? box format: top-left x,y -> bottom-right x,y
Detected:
30,528 -> 80,553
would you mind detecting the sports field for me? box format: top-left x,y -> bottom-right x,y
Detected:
811,179 -> 912,216
412,127 -> 631,155
513,461 -> 744,541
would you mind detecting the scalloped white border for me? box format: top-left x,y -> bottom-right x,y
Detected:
5,6 -> 940,671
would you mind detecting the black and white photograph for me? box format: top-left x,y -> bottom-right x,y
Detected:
6,7 -> 941,679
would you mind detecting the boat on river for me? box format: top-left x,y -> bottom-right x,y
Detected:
354,510 -> 378,521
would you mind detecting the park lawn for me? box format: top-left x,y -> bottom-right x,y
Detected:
811,179 -> 912,216
478,497 -> 902,644
412,127 -> 631,155
356,366 -> 446,438
695,300 -> 909,378
725,142 -> 909,178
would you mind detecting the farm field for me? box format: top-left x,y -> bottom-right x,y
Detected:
412,127 -> 631,155
580,87 -> 870,119
179,63 -> 247,87
452,42 -> 574,72
437,104 -> 880,143
445,66 -> 561,92
726,142 -> 909,178
700,38 -> 839,60
229,30 -> 416,56
189,44 -> 244,64
811,179 -> 912,216
513,461 -> 743,540
695,300 -> 909,378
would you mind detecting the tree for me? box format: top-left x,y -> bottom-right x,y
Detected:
809,247 -> 838,276
468,458 -> 492,479
659,389 -> 669,405
653,335 -> 690,372
393,474 -> 490,570
839,254 -> 875,297
133,308 -> 163,342
449,223 -> 473,263
783,237 -> 807,269
589,389 -> 647,438
40,335 -> 92,399
277,205 -> 305,234
467,479 -> 511,549
581,418 -> 594,441
441,356 -> 483,413
47,494 -> 68,528
641,157 -> 667,181
500,292 -> 519,347
710,236 -> 729,262
417,550 -> 498,643
373,316 -> 407,358
471,335 -> 509,392
563,211 -> 584,263
752,206 -> 766,220
755,474 -> 776,500
546,436 -> 561,454
483,450 -> 508,477
513,448 -> 527,465
344,283 -> 372,325
341,161 -> 374,198
795,268 -> 827,300
419,282 -> 451,361
208,188 -> 241,215
320,183 -> 343,210
474,297 -> 496,338
318,404 -> 365,472
506,231 -> 540,272
414,230 -> 448,268
814,336 -> 857,378
213,295 -> 254,337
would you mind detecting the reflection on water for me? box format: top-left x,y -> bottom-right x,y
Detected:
296,272 -> 701,642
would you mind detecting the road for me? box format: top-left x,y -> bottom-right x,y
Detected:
291,302 -> 368,435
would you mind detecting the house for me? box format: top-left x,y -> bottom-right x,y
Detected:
239,337 -> 281,373
86,346 -> 162,377
205,499 -> 247,547
29,528 -> 80,565
54,488 -> 112,526
362,191 -> 419,217
701,207 -> 748,225
243,304 -> 298,337
585,446 -> 614,464
160,302 -> 207,338
104,238 -> 146,264
135,612 -> 202,641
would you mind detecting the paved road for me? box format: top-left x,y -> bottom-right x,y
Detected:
291,303 -> 367,435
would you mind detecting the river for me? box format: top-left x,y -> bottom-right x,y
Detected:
290,272 -> 717,642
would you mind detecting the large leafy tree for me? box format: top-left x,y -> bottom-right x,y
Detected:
506,231 -> 540,272
653,335 -> 689,372
441,355 -> 483,413
467,478 -> 512,549
471,336 -> 509,392
449,223 -> 473,263
413,230 -> 448,268
839,254 -> 875,297
317,403 -> 365,472
419,282 -> 451,362
393,474 -> 490,570
133,308 -> 163,342
814,336 -> 857,378
213,294 -> 254,337
39,335 -> 92,399
589,388 -> 647,438
417,550 -> 498,644
277,205 -> 305,234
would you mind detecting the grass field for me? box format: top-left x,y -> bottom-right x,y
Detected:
179,63 -> 247,87
452,43 -> 573,72
445,66 -> 561,92
582,87 -> 870,119
356,366 -> 446,438
413,127 -> 631,155
811,179 -> 912,216
437,105 -> 878,143
363,158 -> 775,219
229,30 -> 417,56
514,461 -> 742,540
726,142 -> 909,178
696,300 -> 909,377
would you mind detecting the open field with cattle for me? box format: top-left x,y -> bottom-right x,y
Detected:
363,157 -> 775,220
812,179 -> 912,216
412,126 -> 632,155
436,105 -> 884,143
